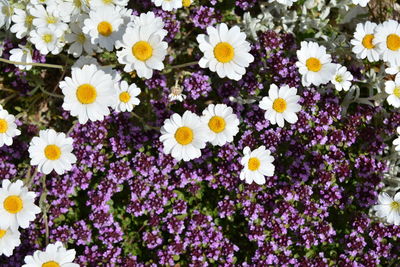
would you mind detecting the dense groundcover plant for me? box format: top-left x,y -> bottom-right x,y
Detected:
1,0 -> 400,266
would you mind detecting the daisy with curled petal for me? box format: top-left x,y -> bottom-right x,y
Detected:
83,5 -> 123,51
296,41 -> 337,87
151,0 -> 182,11
393,127 -> 400,152
385,73 -> 400,108
351,21 -> 380,62
240,146 -> 275,185
0,0 -> 13,29
9,46 -> 33,70
373,192 -> 400,225
0,179 -> 41,231
331,65 -> 353,91
259,84 -> 301,128
113,81 -> 141,112
60,64 -> 116,124
10,7 -> 34,39
0,109 -> 21,147
197,23 -> 254,81
201,104 -> 240,146
0,227 -> 20,257
29,129 -> 77,175
29,27 -> 64,55
374,20 -> 400,66
160,111 -> 209,161
22,241 -> 79,267
65,15 -> 98,58
116,25 -> 168,79
168,85 -> 186,102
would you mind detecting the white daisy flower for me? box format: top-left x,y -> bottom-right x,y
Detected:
0,179 -> 41,231
57,0 -> 90,20
331,65 -> 353,91
29,129 -> 77,175
352,0 -> 370,7
59,64 -> 116,124
393,127 -> 400,152
240,146 -> 275,185
201,104 -> 239,146
197,23 -> 254,81
113,81 -> 141,112
116,25 -> 167,79
385,62 -> 400,75
0,109 -> 20,147
82,6 -> 123,51
29,27 -> 64,55
65,16 -> 97,58
30,0 -> 58,6
160,111 -> 209,161
129,11 -> 167,40
270,0 -> 298,7
0,0 -> 13,29
10,8 -> 34,39
151,0 -> 182,11
168,85 -> 186,102
0,227 -> 20,257
259,84 -> 301,128
29,4 -> 68,31
373,192 -> 400,225
22,241 -> 79,267
296,41 -> 337,87
90,0 -> 129,8
374,20 -> 400,66
9,46 -> 33,70
351,21 -> 380,62
385,73 -> 400,108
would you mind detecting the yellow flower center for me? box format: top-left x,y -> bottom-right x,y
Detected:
391,201 -> 400,210
46,15 -> 57,24
3,195 -> 23,214
362,34 -> 375,49
97,21 -> 113,37
174,126 -> 193,145
42,261 -> 61,267
214,42 -> 235,63
272,98 -> 287,113
76,84 -> 97,104
132,41 -> 153,61
387,34 -> 400,51
306,57 -> 322,72
44,145 -> 62,160
42,34 -> 53,43
26,15 -> 33,26
335,75 -> 343,83
0,119 -> 8,133
248,157 -> 260,171
0,229 -> 6,238
1,6 -> 12,16
119,92 -> 131,103
102,0 -> 113,3
77,33 -> 86,44
208,116 -> 226,133
182,0 -> 191,7
394,87 -> 400,98
73,0 -> 82,8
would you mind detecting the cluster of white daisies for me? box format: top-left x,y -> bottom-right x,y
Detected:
0,179 -> 78,265
159,86 -> 301,184
268,0 -> 370,8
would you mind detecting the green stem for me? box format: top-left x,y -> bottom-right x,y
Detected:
39,86 -> 64,98
167,61 -> 198,70
0,58 -> 64,70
